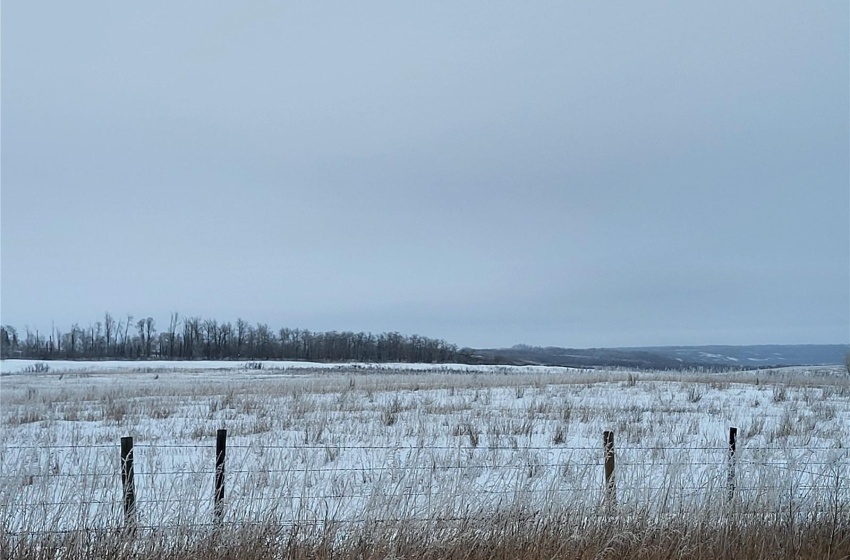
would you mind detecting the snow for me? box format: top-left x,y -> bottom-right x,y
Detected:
1,361 -> 848,534
0,359 -> 584,376
696,352 -> 739,362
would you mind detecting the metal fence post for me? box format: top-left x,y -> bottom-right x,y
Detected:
120,436 -> 136,527
727,427 -> 737,504
215,429 -> 227,521
604,430 -> 616,508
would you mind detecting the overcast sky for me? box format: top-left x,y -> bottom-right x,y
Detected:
2,2 -> 848,348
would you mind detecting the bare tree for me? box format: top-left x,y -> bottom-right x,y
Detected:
67,324 -> 81,359
122,315 -> 133,357
182,317 -> 202,359
203,319 -> 218,359
136,318 -> 147,358
236,318 -> 250,358
167,312 -> 180,358
104,312 -> 115,356
219,322 -> 233,357
0,325 -> 17,358
144,317 -> 156,358
3,313 -> 473,363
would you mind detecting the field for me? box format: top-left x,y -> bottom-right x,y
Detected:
1,360 -> 849,559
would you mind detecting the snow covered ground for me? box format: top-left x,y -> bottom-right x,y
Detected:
0,359 -> 591,376
1,361 -> 848,534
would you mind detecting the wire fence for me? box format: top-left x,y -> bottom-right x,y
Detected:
2,429 -> 848,537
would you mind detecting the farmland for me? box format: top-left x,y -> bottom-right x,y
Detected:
1,360 -> 849,559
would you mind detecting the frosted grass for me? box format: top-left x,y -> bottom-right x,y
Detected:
1,363 -> 848,535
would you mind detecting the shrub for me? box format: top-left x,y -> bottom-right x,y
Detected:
686,386 -> 703,403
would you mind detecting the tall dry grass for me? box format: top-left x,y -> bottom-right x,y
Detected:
3,366 -> 850,559
3,512 -> 849,560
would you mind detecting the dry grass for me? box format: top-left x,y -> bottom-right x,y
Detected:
3,365 -> 850,559
3,514 -> 849,560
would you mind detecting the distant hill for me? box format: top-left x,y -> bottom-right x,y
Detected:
621,345 -> 850,368
471,344 -> 849,370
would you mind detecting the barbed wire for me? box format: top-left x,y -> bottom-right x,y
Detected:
2,456 -> 845,481
2,443 -> 846,452
2,466 -> 845,483
7,481 -> 847,512
5,502 -> 850,539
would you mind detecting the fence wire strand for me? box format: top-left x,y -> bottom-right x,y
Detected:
3,438 -> 847,537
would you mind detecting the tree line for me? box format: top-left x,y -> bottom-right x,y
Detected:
0,313 -> 475,363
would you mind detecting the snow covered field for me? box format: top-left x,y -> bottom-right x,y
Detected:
1,360 -> 849,536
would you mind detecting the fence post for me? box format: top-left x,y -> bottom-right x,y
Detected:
215,429 -> 227,521
727,427 -> 737,503
603,430 -> 616,508
120,436 -> 136,527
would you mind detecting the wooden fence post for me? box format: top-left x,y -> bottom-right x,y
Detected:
120,436 -> 136,526
727,427 -> 737,503
215,429 -> 227,521
604,430 -> 616,508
